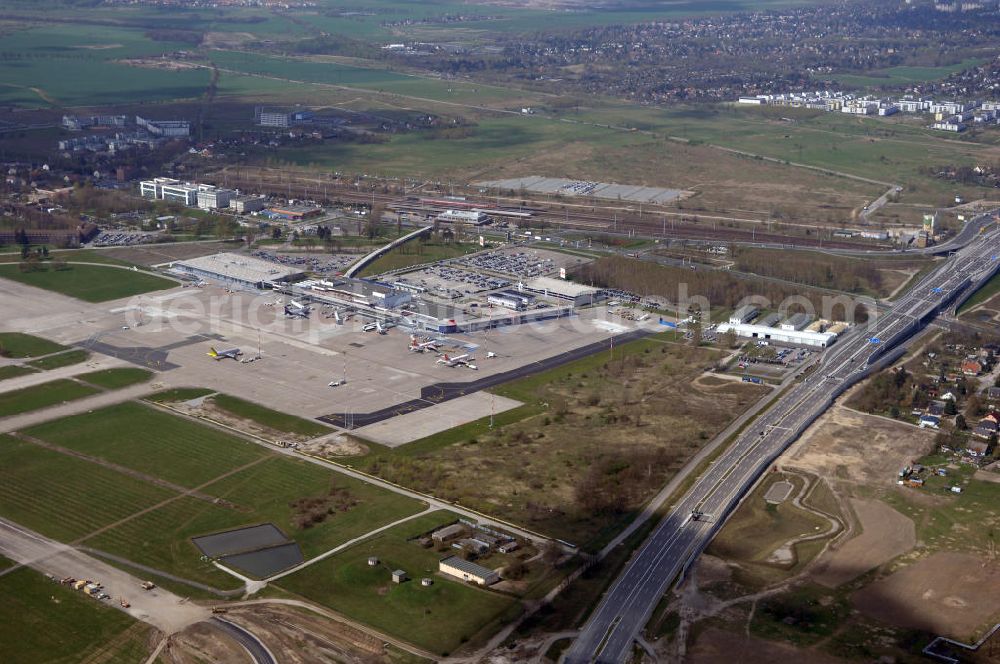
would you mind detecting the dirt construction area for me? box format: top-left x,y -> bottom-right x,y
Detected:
687,626 -> 845,664
786,405 -> 937,486
853,552 -> 1000,638
810,498 -> 915,588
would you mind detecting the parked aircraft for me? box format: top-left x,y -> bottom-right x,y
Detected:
284,299 -> 312,319
437,353 -> 475,368
409,335 -> 440,353
207,347 -> 242,361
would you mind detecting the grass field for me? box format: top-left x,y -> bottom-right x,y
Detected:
958,271 -> 1000,314
0,435 -> 174,542
25,349 -> 90,371
0,264 -> 175,302
200,455 -> 425,559
0,379 -> 100,417
0,332 -> 67,358
830,59 -> 985,89
359,242 -> 481,276
24,402 -> 267,488
0,554 -> 151,664
144,387 -> 216,403
77,368 -> 153,390
13,403 -> 424,587
278,511 -> 520,656
707,473 -> 833,588
0,366 -> 36,382
207,393 -> 331,438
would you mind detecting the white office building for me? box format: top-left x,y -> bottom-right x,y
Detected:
197,186 -> 235,211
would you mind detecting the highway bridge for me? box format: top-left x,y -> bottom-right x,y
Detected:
564,214 -> 1000,663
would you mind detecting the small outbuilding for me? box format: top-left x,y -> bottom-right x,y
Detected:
367,556 -> 379,567
391,569 -> 407,584
431,523 -> 465,542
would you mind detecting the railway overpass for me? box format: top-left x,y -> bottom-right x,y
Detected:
564,213 -> 1000,663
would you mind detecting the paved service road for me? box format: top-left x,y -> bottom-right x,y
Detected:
565,213 -> 1000,663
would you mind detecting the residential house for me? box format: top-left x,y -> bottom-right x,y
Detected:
966,440 -> 990,457
919,415 -> 941,429
961,359 -> 983,376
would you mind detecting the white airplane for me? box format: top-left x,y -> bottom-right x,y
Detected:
207,347 -> 242,361
409,336 -> 440,353
437,353 -> 474,367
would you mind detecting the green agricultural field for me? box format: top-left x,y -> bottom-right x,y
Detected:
26,349 -> 90,371
0,24 -> 211,107
0,379 -> 99,417
207,393 -> 331,438
830,58 -> 985,89
359,242 -> 481,277
0,264 -> 175,302
24,402 -> 267,488
0,436 -> 174,542
279,511 -> 520,656
0,366 -> 37,382
0,332 -> 67,358
0,554 -> 151,664
77,368 -> 153,390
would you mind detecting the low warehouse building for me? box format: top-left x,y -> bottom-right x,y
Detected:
439,556 -> 500,586
716,321 -> 839,348
170,252 -> 305,289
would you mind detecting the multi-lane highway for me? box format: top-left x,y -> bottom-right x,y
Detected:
564,216 -> 1000,663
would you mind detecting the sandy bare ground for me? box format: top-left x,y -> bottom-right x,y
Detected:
0,518 -> 207,635
687,626 -> 845,664
786,405 -> 937,486
810,498 -> 915,588
853,552 -> 1000,638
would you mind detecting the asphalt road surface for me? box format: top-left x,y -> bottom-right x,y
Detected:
564,214 -> 1000,663
210,617 -> 277,664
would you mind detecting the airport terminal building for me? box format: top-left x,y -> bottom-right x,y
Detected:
169,252 -> 305,289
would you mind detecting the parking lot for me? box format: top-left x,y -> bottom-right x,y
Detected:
250,250 -> 356,275
90,230 -> 159,247
395,265 -> 511,300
